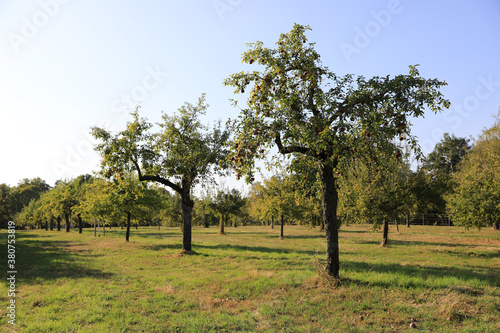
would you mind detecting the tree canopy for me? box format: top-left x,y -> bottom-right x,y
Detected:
91,94 -> 230,251
447,111 -> 500,230
224,23 -> 450,278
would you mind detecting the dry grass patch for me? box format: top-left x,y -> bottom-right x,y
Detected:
155,285 -> 175,295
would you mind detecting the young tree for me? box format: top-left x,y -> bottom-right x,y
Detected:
247,181 -> 270,226
207,188 -> 246,235
74,178 -> 113,233
262,174 -> 299,239
109,174 -> 163,241
51,180 -> 78,232
224,24 -> 450,278
338,152 -> 410,245
15,198 -> 41,229
92,95 -> 229,252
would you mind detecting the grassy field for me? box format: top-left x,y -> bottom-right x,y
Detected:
1,224 -> 499,332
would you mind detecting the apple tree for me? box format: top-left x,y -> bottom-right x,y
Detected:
224,24 -> 450,278
338,149 -> 412,245
207,188 -> 246,235
92,94 -> 229,251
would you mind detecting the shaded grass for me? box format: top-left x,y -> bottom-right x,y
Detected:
0,224 -> 499,332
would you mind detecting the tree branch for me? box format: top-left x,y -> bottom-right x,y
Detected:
275,133 -> 310,155
131,158 -> 182,194
307,84 -> 319,117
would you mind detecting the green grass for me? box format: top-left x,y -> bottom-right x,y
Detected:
1,224 -> 499,332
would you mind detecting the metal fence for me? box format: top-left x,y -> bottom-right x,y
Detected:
393,213 -> 451,226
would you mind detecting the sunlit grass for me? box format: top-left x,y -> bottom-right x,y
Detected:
1,224 -> 498,332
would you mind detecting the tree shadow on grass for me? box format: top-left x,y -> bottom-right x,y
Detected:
351,238 -> 496,249
142,242 -> 320,257
339,229 -> 370,234
260,233 -> 325,240
443,249 -> 500,259
131,231 -> 181,239
5,233 -> 113,284
340,260 -> 500,289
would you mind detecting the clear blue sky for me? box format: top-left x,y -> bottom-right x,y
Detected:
1,0 -> 499,188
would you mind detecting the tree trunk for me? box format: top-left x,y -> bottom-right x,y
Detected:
406,212 -> 410,227
57,216 -> 61,231
78,214 -> 83,234
280,214 -> 284,239
64,213 -> 70,232
181,195 -> 193,253
271,216 -> 274,229
382,219 -> 389,246
494,221 -> 499,230
219,215 -> 225,235
395,219 -> 399,233
50,219 -> 54,230
320,163 -> 340,279
45,221 -> 48,230
126,212 -> 131,241
94,219 -> 96,237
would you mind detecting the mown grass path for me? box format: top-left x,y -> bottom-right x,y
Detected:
1,225 -> 499,332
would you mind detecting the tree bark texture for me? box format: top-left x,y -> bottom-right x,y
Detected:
181,195 -> 194,252
280,214 -> 284,239
382,219 -> 389,246
64,213 -> 70,232
78,214 -> 83,234
320,163 -> 340,278
219,215 -> 225,235
126,212 -> 131,242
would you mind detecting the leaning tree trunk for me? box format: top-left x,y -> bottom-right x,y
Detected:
320,163 -> 340,279
64,213 -> 70,232
181,194 -> 194,253
125,212 -> 131,242
382,219 -> 389,246
280,214 -> 284,239
219,215 -> 225,235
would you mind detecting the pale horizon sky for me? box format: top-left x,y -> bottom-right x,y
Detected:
1,0 -> 499,188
